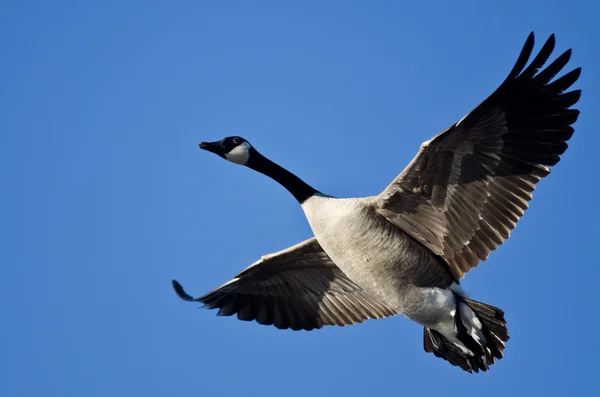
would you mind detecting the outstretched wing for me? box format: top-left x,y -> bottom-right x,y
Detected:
173,238 -> 396,331
376,33 -> 581,279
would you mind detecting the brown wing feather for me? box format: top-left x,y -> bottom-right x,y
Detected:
376,33 -> 581,279
173,238 -> 397,331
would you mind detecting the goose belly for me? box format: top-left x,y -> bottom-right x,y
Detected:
302,196 -> 414,308
301,195 -> 456,324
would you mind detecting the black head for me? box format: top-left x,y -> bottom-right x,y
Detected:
199,136 -> 253,165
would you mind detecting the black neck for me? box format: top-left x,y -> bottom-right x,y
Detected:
247,149 -> 318,204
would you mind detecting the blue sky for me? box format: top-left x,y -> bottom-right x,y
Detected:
2,1 -> 599,396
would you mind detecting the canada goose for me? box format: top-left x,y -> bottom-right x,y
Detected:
173,33 -> 581,373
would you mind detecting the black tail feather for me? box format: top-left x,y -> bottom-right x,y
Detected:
463,298 -> 509,360
424,328 -> 479,373
423,298 -> 509,373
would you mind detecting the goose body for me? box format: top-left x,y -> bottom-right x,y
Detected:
301,194 -> 456,323
173,33 -> 581,373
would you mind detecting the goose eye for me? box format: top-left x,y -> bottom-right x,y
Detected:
232,138 -> 240,145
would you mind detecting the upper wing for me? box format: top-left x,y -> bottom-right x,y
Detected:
172,238 -> 396,331
376,33 -> 581,279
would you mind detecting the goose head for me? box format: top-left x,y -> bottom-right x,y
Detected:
199,136 -> 253,166
198,136 -> 319,204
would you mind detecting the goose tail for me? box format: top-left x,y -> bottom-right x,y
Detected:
423,297 -> 509,373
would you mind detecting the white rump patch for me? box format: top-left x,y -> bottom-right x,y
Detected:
225,141 -> 251,165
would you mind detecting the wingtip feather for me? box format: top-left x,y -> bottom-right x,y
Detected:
172,279 -> 196,301
507,32 -> 535,80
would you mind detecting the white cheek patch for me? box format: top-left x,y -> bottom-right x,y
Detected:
224,141 -> 251,165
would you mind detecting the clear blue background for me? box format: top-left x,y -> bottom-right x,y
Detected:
2,1 -> 598,396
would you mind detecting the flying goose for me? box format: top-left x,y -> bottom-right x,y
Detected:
173,33 -> 581,373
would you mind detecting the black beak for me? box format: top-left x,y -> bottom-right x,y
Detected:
199,141 -> 225,157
